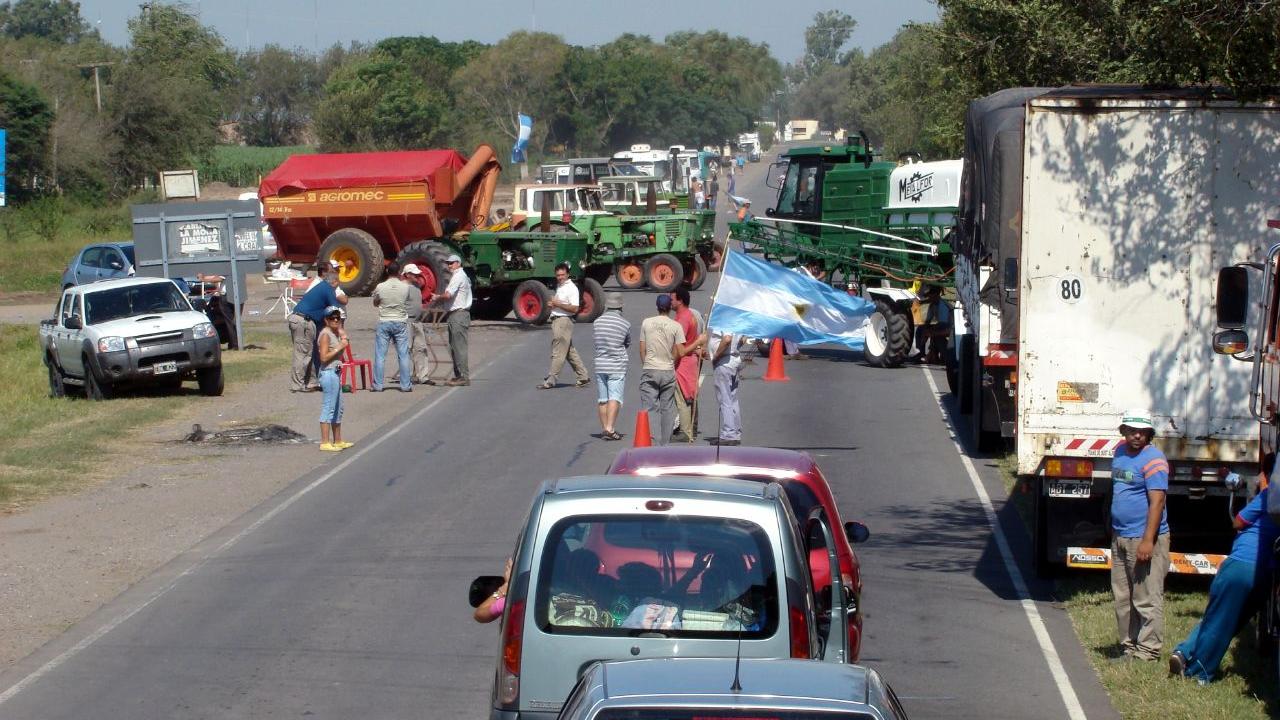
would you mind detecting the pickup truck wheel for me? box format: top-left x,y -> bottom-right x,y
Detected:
682,255 -> 708,290
513,280 -> 552,325
84,366 -> 112,401
320,228 -> 385,297
47,360 -> 66,398
576,278 -> 605,323
644,253 -> 684,292
197,365 -> 224,396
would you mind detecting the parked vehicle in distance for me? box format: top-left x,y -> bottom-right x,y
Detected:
40,277 -> 224,399
471,474 -> 850,720
61,242 -> 136,289
510,184 -> 610,227
558,658 -> 908,720
607,445 -> 870,661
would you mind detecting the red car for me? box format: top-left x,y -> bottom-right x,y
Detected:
607,445 -> 870,661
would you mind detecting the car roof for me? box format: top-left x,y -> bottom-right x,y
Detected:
609,446 -> 817,478
518,184 -> 594,191
548,474 -> 775,499
599,175 -> 663,183
598,658 -> 872,706
74,276 -> 174,292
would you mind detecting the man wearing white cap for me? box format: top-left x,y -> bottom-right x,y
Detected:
429,254 -> 472,386
370,262 -> 418,392
1109,408 -> 1171,662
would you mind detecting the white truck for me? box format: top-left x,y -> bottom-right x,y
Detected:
952,86 -> 1280,575
40,277 -> 224,399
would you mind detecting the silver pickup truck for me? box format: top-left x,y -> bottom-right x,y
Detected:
40,277 -> 224,399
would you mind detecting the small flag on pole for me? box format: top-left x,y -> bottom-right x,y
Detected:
511,114 -> 533,164
708,251 -> 874,349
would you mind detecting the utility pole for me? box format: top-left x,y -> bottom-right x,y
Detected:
79,62 -> 114,114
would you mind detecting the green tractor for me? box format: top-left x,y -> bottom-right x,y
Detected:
731,134 -> 961,367
595,177 -> 715,291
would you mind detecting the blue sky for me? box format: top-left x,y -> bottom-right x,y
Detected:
80,0 -> 939,63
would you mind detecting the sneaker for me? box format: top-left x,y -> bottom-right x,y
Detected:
708,438 -> 741,446
670,431 -> 692,443
537,379 -> 555,389
575,378 -> 591,388
1168,650 -> 1187,677
319,443 -> 342,452
334,441 -> 354,449
399,387 -> 413,393
446,378 -> 471,386
369,387 -> 385,392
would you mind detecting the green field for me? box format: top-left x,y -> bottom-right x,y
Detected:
0,197 -> 137,294
196,145 -> 315,187
0,324 -> 291,508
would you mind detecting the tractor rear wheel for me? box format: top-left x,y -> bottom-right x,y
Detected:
863,299 -> 911,368
319,228 -> 384,296
682,255 -> 708,290
615,260 -> 645,290
513,280 -> 552,326
395,241 -> 453,300
644,253 -> 684,292
577,278 -> 606,323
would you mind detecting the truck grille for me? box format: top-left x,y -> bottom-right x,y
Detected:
663,220 -> 682,237
137,331 -> 185,347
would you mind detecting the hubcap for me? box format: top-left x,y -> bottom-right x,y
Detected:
619,264 -> 642,285
518,291 -> 541,320
330,247 -> 360,283
651,264 -> 674,285
865,311 -> 888,357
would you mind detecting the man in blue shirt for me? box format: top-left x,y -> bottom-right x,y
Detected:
289,265 -> 348,392
1109,409 -> 1171,662
1170,483 -> 1278,683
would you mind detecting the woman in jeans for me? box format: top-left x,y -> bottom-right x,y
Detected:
317,306 -> 352,452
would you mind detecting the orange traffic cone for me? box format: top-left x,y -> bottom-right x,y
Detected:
762,339 -> 790,382
633,411 -> 653,447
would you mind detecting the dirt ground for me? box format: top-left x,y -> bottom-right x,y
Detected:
0,279 -> 536,670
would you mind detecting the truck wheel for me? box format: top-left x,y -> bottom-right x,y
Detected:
84,364 -> 112,401
585,264 -> 613,287
197,365 -> 224,396
396,241 -> 453,299
320,228 -> 385,297
513,280 -> 552,325
645,253 -> 684,292
970,359 -> 1003,452
682,255 -> 708,290
863,300 -> 910,368
46,358 -> 66,398
471,292 -> 513,321
577,278 -> 606,323
615,261 -> 645,290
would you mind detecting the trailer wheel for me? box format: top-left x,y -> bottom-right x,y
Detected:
514,280 -> 552,325
471,292 -> 513,321
576,278 -> 606,323
395,241 -> 453,299
645,253 -> 684,292
319,228 -> 384,297
682,255 -> 708,290
863,300 -> 911,368
615,260 -> 645,290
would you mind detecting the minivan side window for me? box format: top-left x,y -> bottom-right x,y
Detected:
535,515 -> 779,639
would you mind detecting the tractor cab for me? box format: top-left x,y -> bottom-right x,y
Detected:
767,135 -> 894,229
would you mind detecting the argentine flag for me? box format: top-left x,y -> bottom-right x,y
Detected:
709,251 -> 874,349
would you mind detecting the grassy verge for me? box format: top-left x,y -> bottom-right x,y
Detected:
0,197 -> 139,295
992,452 -> 1279,718
0,323 -> 290,508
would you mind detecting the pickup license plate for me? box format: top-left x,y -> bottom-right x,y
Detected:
153,361 -> 178,375
1048,480 -> 1092,498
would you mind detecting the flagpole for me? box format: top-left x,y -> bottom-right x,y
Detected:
690,227 -> 734,444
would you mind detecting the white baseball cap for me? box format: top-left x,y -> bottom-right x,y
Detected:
446,254 -> 462,264
1119,409 -> 1155,430
401,263 -> 422,275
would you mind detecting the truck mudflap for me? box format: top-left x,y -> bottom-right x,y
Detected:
1065,547 -> 1226,575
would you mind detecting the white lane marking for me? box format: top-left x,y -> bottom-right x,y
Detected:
921,368 -> 1088,720
0,350 -> 517,706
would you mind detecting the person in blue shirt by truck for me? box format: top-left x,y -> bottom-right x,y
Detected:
289,265 -> 349,392
1169,482 -> 1278,683
1109,409 -> 1171,662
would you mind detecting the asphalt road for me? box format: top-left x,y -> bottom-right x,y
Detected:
0,151 -> 1120,720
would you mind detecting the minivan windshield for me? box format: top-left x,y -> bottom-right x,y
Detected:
85,283 -> 191,324
536,515 -> 778,638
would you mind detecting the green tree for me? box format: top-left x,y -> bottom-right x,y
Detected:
802,9 -> 856,73
0,0 -> 92,43
451,31 -> 570,154
662,30 -> 783,145
0,67 -> 52,198
233,45 -> 324,146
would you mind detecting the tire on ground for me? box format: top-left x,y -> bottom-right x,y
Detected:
644,253 -> 684,292
319,228 -> 385,297
84,357 -> 111,400
682,255 -> 708,291
576,278 -> 605,323
197,365 -> 224,396
395,240 -> 453,300
46,356 -> 66,398
513,280 -> 552,326
862,299 -> 911,368
615,260 -> 645,290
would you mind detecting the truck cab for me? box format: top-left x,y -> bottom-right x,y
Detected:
511,184 -> 608,227
597,176 -> 667,213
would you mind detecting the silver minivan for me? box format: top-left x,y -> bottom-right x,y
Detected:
471,475 -> 850,720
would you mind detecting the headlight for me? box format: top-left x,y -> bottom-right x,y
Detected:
97,336 -> 126,353
192,322 -> 217,339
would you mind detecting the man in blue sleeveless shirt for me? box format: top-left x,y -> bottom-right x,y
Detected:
1110,409 -> 1170,662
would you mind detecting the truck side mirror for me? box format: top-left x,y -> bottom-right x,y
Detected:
1215,266 -> 1249,329
1212,329 -> 1251,358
